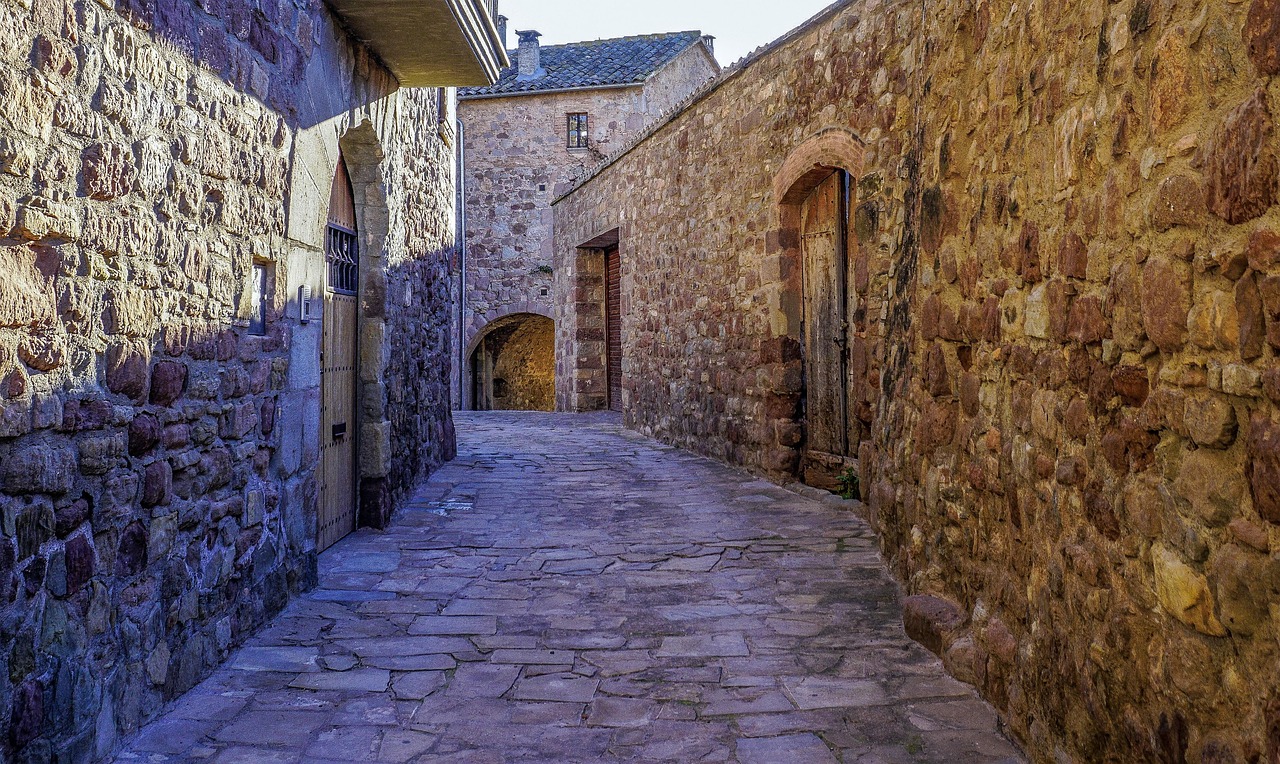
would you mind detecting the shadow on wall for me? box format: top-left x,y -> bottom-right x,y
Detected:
471,314 -> 555,411
112,0 -> 385,128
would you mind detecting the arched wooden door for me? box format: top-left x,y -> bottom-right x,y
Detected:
319,156 -> 359,552
800,169 -> 856,487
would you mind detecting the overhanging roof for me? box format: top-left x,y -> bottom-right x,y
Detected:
326,0 -> 510,87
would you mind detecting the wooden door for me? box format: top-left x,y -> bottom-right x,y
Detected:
604,246 -> 622,412
319,157 -> 359,552
801,170 -> 853,486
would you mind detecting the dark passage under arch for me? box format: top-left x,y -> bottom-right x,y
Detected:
471,314 -> 555,411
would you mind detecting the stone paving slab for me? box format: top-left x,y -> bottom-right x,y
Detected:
114,412 -> 1024,763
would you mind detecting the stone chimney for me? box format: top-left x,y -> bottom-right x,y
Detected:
516,30 -> 544,81
497,15 -> 508,50
701,35 -> 715,57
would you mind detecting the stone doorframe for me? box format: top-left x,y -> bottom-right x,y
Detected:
766,128 -> 866,476
560,227 -> 623,412
334,121 -> 397,530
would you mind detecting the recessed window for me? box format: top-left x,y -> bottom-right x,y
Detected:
567,113 -> 588,149
249,264 -> 269,335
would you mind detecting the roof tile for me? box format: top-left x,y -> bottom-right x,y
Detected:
459,31 -> 707,98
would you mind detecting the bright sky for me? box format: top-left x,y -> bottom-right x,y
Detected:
496,0 -> 840,67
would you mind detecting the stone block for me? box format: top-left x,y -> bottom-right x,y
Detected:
1183,395 -> 1238,448
1175,448 -> 1246,527
150,361 -> 188,407
1200,89 -> 1277,225
1245,0 -> 1280,76
220,400 -> 259,440
141,461 -> 172,508
105,340 -> 151,403
1148,174 -> 1203,232
0,244 -> 56,329
1248,228 -> 1280,272
18,335 -> 65,372
115,521 -> 147,577
1058,232 -> 1087,279
79,433 -> 125,475
1151,543 -> 1226,637
54,498 -> 90,538
148,513 -> 175,562
9,679 -> 43,749
101,288 -> 158,338
1247,414 -> 1280,523
1207,544 -> 1277,636
15,502 -> 55,561
902,594 -> 966,657
1141,257 -> 1191,352
64,534 -> 94,594
1222,364 -> 1261,397
82,143 -> 136,201
128,413 -> 160,457
1111,366 -> 1149,406
1236,272 -> 1266,360
2,443 -> 76,494
1067,295 -> 1108,344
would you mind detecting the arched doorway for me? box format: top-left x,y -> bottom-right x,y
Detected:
799,168 -> 857,487
773,130 -> 867,491
471,313 -> 555,411
319,153 -> 359,551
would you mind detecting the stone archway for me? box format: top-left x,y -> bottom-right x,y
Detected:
771,128 -> 868,490
470,313 -> 555,411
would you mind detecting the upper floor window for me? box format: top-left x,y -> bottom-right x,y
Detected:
567,113 -> 588,149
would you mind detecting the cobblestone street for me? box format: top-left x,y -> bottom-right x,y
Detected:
115,413 -> 1022,763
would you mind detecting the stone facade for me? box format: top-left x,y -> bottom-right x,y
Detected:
0,0 -> 475,760
456,35 -> 717,409
554,0 -> 1280,760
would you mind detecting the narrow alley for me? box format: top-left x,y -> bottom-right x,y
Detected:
114,414 -> 1021,764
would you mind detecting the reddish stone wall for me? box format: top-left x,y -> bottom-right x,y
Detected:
0,1 -> 459,760
554,0 -> 1280,759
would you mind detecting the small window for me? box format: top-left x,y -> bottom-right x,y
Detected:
249,264 -> 269,335
326,224 -> 359,295
567,113 -> 588,149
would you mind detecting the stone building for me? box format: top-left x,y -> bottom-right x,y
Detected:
555,0 -> 1280,760
456,26 -> 718,411
0,0 -> 504,760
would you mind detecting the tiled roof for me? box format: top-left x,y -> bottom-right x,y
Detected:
458,31 -> 707,98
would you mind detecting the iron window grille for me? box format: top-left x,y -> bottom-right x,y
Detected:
567,113 -> 588,149
325,223 -> 359,295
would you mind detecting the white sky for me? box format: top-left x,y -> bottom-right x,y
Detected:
495,0 -> 840,67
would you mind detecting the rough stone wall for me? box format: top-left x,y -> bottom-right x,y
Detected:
0,0 -> 457,760
553,0 -> 1280,760
637,42 -> 718,119
455,45 -> 717,408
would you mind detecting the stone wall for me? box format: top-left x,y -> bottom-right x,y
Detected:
0,0 -> 457,760
455,42 -> 717,408
553,0 -> 1280,760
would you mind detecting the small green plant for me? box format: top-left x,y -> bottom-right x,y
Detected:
533,265 -> 554,275
836,467 -> 860,501
904,734 -> 924,755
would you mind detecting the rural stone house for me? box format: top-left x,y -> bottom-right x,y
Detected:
0,0 -> 505,759
554,0 -> 1280,760
456,26 -> 718,411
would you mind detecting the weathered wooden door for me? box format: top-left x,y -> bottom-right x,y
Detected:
319,157 -> 359,552
604,245 -> 622,412
801,170 -> 854,486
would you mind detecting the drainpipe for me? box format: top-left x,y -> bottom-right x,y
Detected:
456,117 -> 468,411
